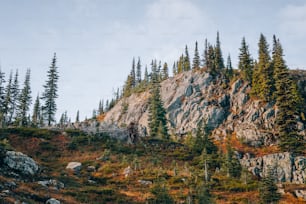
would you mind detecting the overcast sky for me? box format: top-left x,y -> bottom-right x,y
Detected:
0,0 -> 306,121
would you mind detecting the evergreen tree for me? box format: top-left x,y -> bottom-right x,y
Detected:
183,45 -> 191,71
98,100 -> 104,114
252,34 -> 274,101
207,45 -> 216,75
8,70 -> 20,124
0,69 -> 5,126
196,183 -> 214,204
192,41 -> 200,69
214,32 -> 224,71
76,110 -> 80,123
225,54 -> 234,79
273,38 -> 304,154
32,94 -> 40,127
131,57 -> 136,87
224,138 -> 242,178
41,53 -> 59,126
123,74 -> 134,97
3,71 -> 13,124
16,69 -> 32,127
144,65 -> 149,84
238,37 -> 253,82
202,38 -> 208,68
172,62 -> 177,76
148,68 -> 169,139
162,62 -> 169,80
177,55 -> 184,73
136,57 -> 142,85
259,168 -> 281,204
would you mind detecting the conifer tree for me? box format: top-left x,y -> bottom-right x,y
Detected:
259,168 -> 281,204
32,94 -> 40,127
136,57 -> 142,85
214,32 -> 224,71
273,38 -> 304,154
162,62 -> 169,80
238,37 -> 253,82
0,69 -> 6,125
98,100 -> 104,114
8,70 -> 20,124
148,67 -> 169,139
123,74 -> 134,97
144,65 -> 149,84
16,69 -> 32,127
183,45 -> 191,71
177,55 -> 184,73
225,54 -> 234,79
207,45 -> 216,75
202,38 -> 208,68
3,71 -> 13,124
41,53 -> 59,126
76,110 -> 80,123
252,34 -> 274,101
172,62 -> 177,76
192,41 -> 200,69
131,57 -> 136,87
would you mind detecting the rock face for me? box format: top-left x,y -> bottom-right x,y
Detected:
46,198 -> 60,204
3,151 -> 39,176
240,152 -> 306,184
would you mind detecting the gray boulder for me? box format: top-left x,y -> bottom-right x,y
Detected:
46,198 -> 60,204
66,162 -> 82,172
4,151 -> 39,176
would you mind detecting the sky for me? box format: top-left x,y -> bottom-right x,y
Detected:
0,0 -> 306,121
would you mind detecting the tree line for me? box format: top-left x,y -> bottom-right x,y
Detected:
0,53 -> 59,128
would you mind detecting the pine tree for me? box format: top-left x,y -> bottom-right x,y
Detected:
131,57 -> 136,88
225,54 -> 234,79
273,38 -> 305,154
252,34 -> 274,101
172,62 -> 177,76
238,37 -> 253,82
136,57 -> 142,85
32,94 -> 40,127
259,168 -> 281,204
177,55 -> 184,73
16,69 -> 32,127
8,70 -> 20,124
41,53 -> 59,126
183,45 -> 191,71
214,32 -> 224,71
202,38 -> 208,68
123,74 -> 134,97
148,68 -> 169,139
3,71 -> 13,125
0,69 -> 6,126
144,65 -> 149,84
207,45 -> 217,75
162,62 -> 169,80
76,110 -> 80,123
196,183 -> 214,204
192,41 -> 200,69
98,100 -> 104,114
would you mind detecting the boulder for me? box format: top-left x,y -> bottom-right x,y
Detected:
294,190 -> 306,201
46,198 -> 60,204
138,180 -> 152,185
123,166 -> 133,178
66,162 -> 82,172
38,179 -> 64,190
4,151 -> 39,176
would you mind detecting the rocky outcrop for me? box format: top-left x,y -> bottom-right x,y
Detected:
46,198 -> 60,204
240,152 -> 306,184
3,151 -> 39,176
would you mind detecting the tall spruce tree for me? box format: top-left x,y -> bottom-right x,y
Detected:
202,38 -> 208,68
252,34 -> 274,101
214,32 -> 224,71
3,71 -> 13,124
9,70 -> 20,124
41,53 -> 59,126
32,94 -> 41,127
259,168 -> 281,204
177,55 -> 184,73
192,41 -> 200,69
162,62 -> 169,80
183,45 -> 191,71
76,110 -> 80,123
172,62 -> 177,76
144,65 -> 149,84
0,69 -> 5,125
207,45 -> 217,75
16,69 -> 32,127
273,38 -> 304,154
225,54 -> 234,79
136,57 -> 142,85
238,37 -> 253,82
130,57 -> 136,88
148,64 -> 169,139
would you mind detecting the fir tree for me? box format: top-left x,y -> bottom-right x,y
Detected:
214,31 -> 224,70
32,94 -> 40,127
183,45 -> 191,71
202,38 -> 208,68
98,100 -> 104,114
144,65 -> 149,84
177,55 -> 184,73
225,54 -> 234,79
172,62 -> 177,76
8,70 -> 20,124
16,69 -> 32,127
76,110 -> 80,123
259,168 -> 281,204
3,71 -> 13,124
0,69 -> 6,125
123,74 -> 134,97
136,57 -> 142,85
131,57 -> 136,87
162,62 -> 169,80
273,38 -> 304,154
238,37 -> 253,82
41,53 -> 59,126
148,68 -> 169,139
207,45 -> 216,75
192,41 -> 200,69
252,34 -> 274,101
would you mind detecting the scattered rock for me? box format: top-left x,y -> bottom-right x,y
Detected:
4,151 -> 39,176
123,166 -> 133,178
66,162 -> 82,172
46,198 -> 61,204
138,180 -> 152,185
87,165 -> 96,172
38,179 -> 64,190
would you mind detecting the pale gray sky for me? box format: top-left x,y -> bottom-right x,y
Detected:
0,0 -> 305,121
